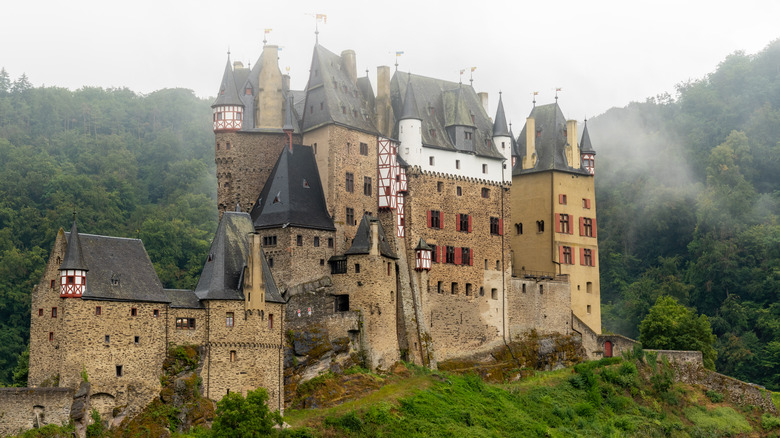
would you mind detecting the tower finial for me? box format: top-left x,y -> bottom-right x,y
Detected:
263,28 -> 271,46
394,51 -> 403,72
555,87 -> 562,102
469,67 -> 476,87
532,91 -> 538,107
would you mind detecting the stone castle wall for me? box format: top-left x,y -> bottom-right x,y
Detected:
508,276 -> 572,339
167,307 -> 207,347
201,300 -> 285,412
0,388 -> 74,436
257,227 -> 335,291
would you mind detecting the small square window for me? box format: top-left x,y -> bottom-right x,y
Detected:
49,332 -> 53,341
328,238 -> 334,248
153,309 -> 159,317
50,279 -> 55,288
51,307 -> 57,318
131,308 -> 137,317
355,263 -> 361,273
96,306 -> 102,316
457,186 -> 462,196
105,335 -> 110,343
269,257 -> 274,267
481,188 -> 490,198
587,305 -> 592,314
437,182 -> 443,192
429,156 -> 435,166
226,312 -> 234,327
230,350 -> 237,362
134,336 -> 140,344
38,308 -> 43,316
297,235 -> 303,246
491,288 -> 498,300
482,164 -> 488,174
116,365 -> 123,377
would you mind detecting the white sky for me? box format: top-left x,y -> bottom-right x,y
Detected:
2,0 -> 779,125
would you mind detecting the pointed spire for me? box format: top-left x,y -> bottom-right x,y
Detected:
580,119 -> 595,153
212,54 -> 242,107
415,238 -> 432,251
60,217 -> 88,271
400,75 -> 421,121
492,92 -> 510,137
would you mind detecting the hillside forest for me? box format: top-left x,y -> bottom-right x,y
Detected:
1,39 -> 779,390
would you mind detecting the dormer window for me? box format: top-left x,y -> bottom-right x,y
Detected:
464,132 -> 472,140
430,129 -> 436,138
245,87 -> 252,95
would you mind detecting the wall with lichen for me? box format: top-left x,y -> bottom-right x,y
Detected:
0,388 -> 73,436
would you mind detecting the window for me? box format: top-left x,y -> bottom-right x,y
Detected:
429,156 -> 435,166
116,365 -> 123,377
559,194 -> 567,205
38,308 -> 43,316
515,223 -> 523,235
582,218 -> 593,237
134,336 -> 140,344
479,287 -> 485,296
582,249 -> 595,267
346,207 -> 355,225
226,142 -> 230,150
430,129 -> 436,138
586,282 -> 593,293
226,312 -> 234,327
387,263 -> 392,276
451,282 -> 458,294
437,181 -> 443,192
539,284 -> 544,294
360,142 -> 368,155
321,259 -> 325,266
49,332 -> 53,341
430,244 -> 438,263
481,188 -> 490,198
328,238 -> 334,248
331,259 -> 347,274
482,164 -> 488,174
363,177 -> 372,196
457,214 -> 471,232
428,210 -> 442,229
334,295 -> 350,312
345,172 -> 354,192
437,281 -> 443,294
105,335 -> 110,343
583,198 -> 591,209
355,263 -> 361,273
176,318 -> 196,330
446,246 -> 455,264
522,284 -> 527,293
491,288 -> 498,300
131,308 -> 137,317
490,217 -> 503,235
51,307 -> 57,318
461,247 -> 472,266
455,160 -> 460,169
456,186 -> 462,196
561,246 -> 573,265
587,305 -> 592,314
537,220 -> 545,232
297,235 -> 303,246
50,279 -> 55,288
557,214 -> 571,234
263,235 -> 277,246
96,306 -> 101,316
465,131 -> 472,140
268,314 -> 274,329
230,351 -> 237,362
269,257 -> 274,267
465,283 -> 473,296
245,87 -> 252,95
312,236 -> 320,247
153,309 -> 159,318
313,143 -> 317,154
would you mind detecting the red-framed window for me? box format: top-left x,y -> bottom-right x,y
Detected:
51,307 -> 57,318
490,217 -> 503,235
579,217 -> 597,238
456,214 -> 472,233
560,246 -> 574,265
580,248 -> 597,267
427,210 -> 442,229
555,214 -> 572,234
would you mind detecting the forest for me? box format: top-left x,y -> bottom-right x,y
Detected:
1,39 -> 779,390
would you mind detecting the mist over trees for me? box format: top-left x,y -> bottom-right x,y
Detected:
0,70 -> 217,385
591,39 -> 780,389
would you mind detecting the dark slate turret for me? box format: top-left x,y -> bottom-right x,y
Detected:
492,94 -> 510,137
580,120 -> 595,154
212,56 -> 242,107
345,214 -> 397,259
513,103 -> 589,176
60,220 -> 88,272
400,76 -> 421,121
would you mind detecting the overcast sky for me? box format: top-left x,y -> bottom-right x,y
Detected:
2,0 -> 779,125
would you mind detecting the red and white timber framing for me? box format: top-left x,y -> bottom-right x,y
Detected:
212,105 -> 243,131
60,269 -> 86,297
415,248 -> 431,270
377,137 -> 398,210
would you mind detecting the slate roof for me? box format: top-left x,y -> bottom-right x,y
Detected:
64,233 -> 169,303
580,120 -> 595,154
390,72 -> 503,160
345,214 -> 397,259
250,144 -> 335,231
195,212 -> 284,303
415,238 -> 432,251
301,45 -> 379,134
60,220 -> 88,271
493,94 -> 510,137
513,103 -> 589,176
212,57 -> 243,108
400,78 -> 421,120
165,289 -> 203,309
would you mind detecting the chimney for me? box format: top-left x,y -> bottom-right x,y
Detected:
282,74 -> 290,93
256,45 -> 284,129
370,220 -> 380,256
376,66 -> 392,137
566,120 -> 580,168
244,233 -> 266,312
478,92 -> 489,115
341,49 -> 358,86
233,61 -> 245,70
524,117 -> 536,169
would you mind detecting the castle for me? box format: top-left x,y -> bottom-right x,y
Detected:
6,39 -> 611,434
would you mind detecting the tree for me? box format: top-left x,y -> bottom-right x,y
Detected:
639,296 -> 717,369
211,387 -> 281,437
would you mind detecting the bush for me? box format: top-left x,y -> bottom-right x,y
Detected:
705,390 -> 724,403
762,413 -> 780,430
85,409 -> 105,438
211,388 -> 281,437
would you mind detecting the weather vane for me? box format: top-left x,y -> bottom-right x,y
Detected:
306,13 -> 327,44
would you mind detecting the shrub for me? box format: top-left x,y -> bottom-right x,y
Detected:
762,413 -> 780,430
211,388 -> 281,437
705,390 -> 724,403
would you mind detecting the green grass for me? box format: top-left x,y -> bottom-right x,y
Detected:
683,406 -> 752,435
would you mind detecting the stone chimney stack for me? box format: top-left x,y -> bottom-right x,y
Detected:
524,117 -> 536,169
341,49 -> 358,86
478,92 -> 489,115
256,45 -> 283,129
376,66 -> 393,137
244,233 -> 266,312
370,220 -> 379,257
566,119 -> 580,168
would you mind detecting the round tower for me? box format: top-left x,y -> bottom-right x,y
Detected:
212,54 -> 244,133
492,92 -> 512,165
398,77 -> 423,166
580,119 -> 596,175
59,220 -> 88,298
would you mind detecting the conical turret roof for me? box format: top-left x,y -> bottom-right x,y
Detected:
492,94 -> 510,137
60,219 -> 88,271
212,56 -> 243,107
400,76 -> 421,120
580,120 -> 595,154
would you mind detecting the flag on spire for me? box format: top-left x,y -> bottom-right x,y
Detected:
264,28 -> 272,34
396,51 -> 404,57
471,67 -> 477,72
316,13 -> 327,23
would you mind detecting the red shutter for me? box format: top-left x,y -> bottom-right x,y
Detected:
440,213 -> 444,230
559,245 -> 564,264
580,248 -> 585,265
592,248 -> 597,267
455,248 -> 462,265
469,248 -> 473,265
499,219 -> 504,236
555,214 -> 561,233
427,210 -> 432,228
456,214 -> 461,231
586,199 -> 591,209
592,218 -> 597,238
559,194 -> 564,204
579,217 -> 584,236
468,215 -> 472,233
439,246 -> 444,263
